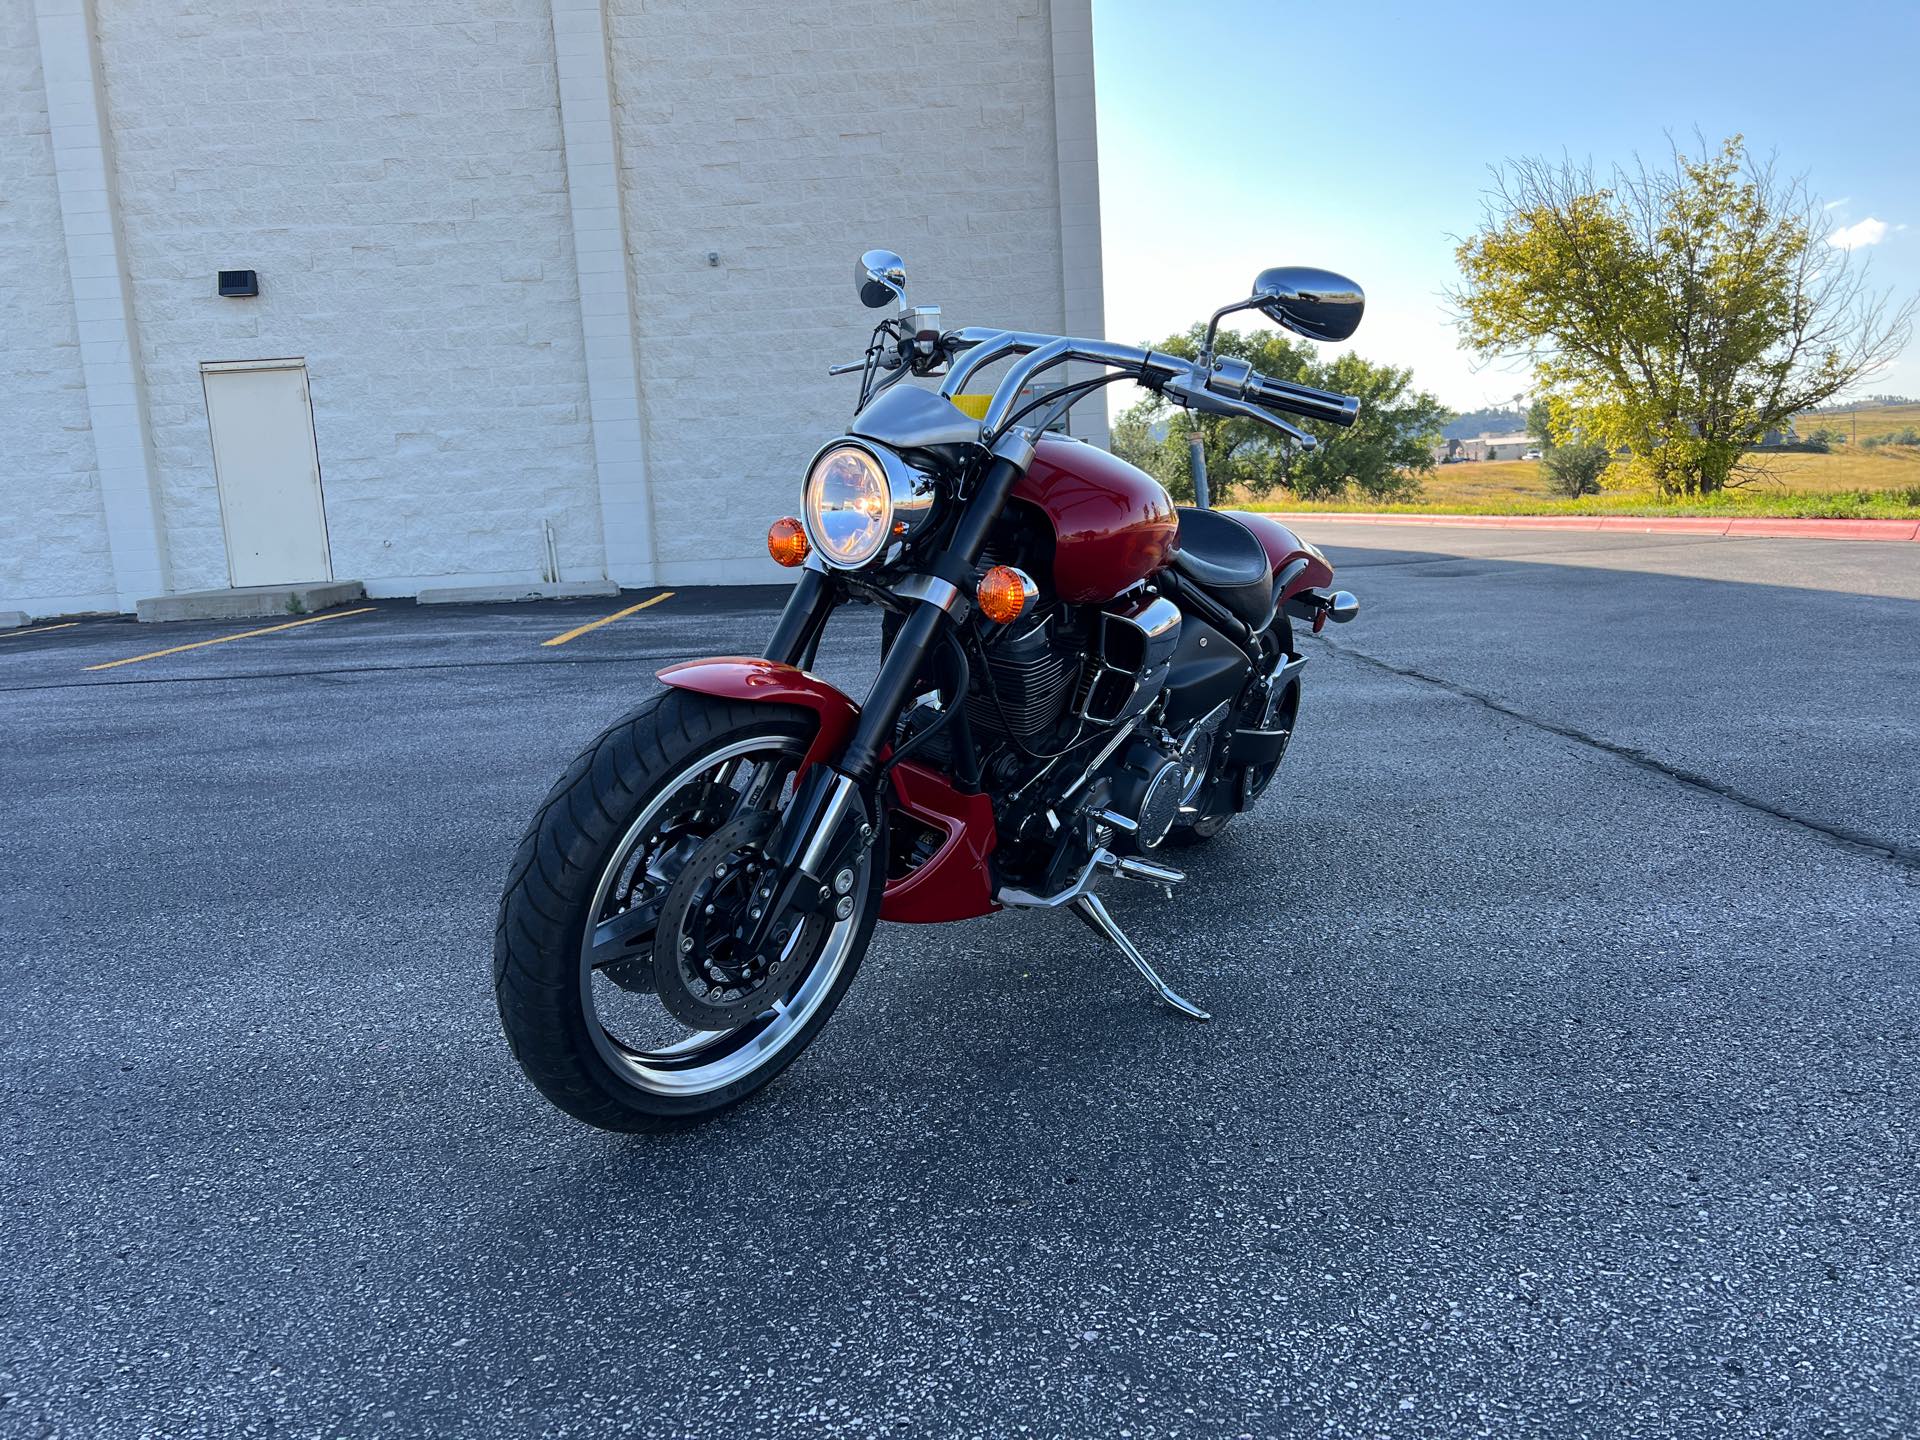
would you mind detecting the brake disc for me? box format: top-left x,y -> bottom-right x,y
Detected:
651,812 -> 827,1030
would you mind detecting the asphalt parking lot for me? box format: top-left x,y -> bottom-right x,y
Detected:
3,527 -> 1917,1439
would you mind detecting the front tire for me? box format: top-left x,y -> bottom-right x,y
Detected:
493,689 -> 884,1132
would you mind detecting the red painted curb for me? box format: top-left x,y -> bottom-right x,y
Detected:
1264,512 -> 1920,542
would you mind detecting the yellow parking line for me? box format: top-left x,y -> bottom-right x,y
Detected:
2,622 -> 79,639
84,606 -> 376,672
541,591 -> 674,647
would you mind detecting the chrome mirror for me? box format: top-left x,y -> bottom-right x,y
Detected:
857,249 -> 907,310
1250,266 -> 1365,342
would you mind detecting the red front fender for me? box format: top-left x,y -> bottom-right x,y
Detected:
657,657 -> 857,776
657,657 -> 1001,925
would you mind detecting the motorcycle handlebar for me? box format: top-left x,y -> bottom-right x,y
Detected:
931,328 -> 1359,446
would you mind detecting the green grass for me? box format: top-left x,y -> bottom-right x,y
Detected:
1238,444 -> 1920,519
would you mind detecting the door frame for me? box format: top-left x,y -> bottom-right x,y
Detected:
199,357 -> 333,587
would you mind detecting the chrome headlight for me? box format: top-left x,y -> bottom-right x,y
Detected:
801,439 -> 944,570
802,443 -> 893,568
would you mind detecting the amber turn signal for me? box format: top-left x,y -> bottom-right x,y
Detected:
766,515 -> 810,568
975,565 -> 1037,625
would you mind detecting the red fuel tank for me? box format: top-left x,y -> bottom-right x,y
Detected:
1010,436 -> 1177,603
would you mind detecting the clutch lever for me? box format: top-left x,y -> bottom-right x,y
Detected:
828,351 -> 905,378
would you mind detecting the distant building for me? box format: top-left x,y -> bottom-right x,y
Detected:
1432,433 -> 1540,463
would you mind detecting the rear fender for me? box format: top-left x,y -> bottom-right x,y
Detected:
657,657 -> 856,776
1222,510 -> 1334,600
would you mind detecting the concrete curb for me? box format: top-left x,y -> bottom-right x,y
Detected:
1265,513 -> 1920,542
136,580 -> 368,623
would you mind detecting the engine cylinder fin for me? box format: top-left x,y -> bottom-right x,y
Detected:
964,613 -> 1078,740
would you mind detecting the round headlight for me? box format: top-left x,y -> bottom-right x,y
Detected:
803,443 -> 894,569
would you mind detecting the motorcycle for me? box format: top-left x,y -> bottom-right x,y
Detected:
495,251 -> 1363,1131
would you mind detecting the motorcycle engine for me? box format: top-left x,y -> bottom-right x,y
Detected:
963,608 -> 1078,742
1103,739 -> 1187,848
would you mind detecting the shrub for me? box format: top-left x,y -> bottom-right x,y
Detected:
1542,442 -> 1612,497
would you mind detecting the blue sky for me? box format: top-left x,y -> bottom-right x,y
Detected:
1092,0 -> 1920,413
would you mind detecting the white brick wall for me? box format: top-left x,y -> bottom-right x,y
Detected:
0,0 -> 113,614
608,0 -> 1073,585
91,0 -> 602,595
1,0 -> 1103,613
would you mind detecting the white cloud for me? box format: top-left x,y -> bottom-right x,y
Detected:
1829,216 -> 1890,250
1824,197 -> 1851,212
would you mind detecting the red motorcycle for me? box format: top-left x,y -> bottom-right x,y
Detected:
495,252 -> 1363,1130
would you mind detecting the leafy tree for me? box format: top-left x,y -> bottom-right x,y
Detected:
1542,442 -> 1612,496
1442,404 -> 1528,440
1526,395 -> 1555,446
1449,135 -> 1914,496
1110,325 -> 1448,503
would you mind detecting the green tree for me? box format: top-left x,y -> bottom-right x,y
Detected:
1526,394 -> 1555,446
1110,325 -> 1448,503
1449,135 -> 1914,496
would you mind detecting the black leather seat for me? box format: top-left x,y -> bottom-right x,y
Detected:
1171,507 -> 1275,631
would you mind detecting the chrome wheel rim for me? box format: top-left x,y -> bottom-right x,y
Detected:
577,735 -> 867,1097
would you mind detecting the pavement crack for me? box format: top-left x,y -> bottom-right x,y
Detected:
1324,639 -> 1920,874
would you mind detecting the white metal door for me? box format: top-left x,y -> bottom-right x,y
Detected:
202,360 -> 332,587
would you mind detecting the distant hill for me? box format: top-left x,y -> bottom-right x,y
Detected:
1796,401 -> 1920,440
1442,405 -> 1530,440
1804,395 -> 1915,414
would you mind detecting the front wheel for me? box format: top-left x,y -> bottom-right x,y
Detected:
493,690 -> 884,1131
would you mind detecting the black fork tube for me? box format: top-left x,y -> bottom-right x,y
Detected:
835,451 -> 1027,783
763,564 -> 836,666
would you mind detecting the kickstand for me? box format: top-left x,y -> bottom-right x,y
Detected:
1069,893 -> 1211,1022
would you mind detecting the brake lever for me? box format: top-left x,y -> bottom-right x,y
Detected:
1162,370 -> 1316,450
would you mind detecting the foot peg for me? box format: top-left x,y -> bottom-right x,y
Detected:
1069,893 -> 1210,1022
1107,853 -> 1184,896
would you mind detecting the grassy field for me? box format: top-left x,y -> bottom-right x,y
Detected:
1798,401 -> 1920,443
1243,403 -> 1920,518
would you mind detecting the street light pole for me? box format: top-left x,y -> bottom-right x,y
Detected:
1189,429 -> 1209,509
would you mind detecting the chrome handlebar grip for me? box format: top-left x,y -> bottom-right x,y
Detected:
1161,369 -> 1315,449
1243,372 -> 1361,428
